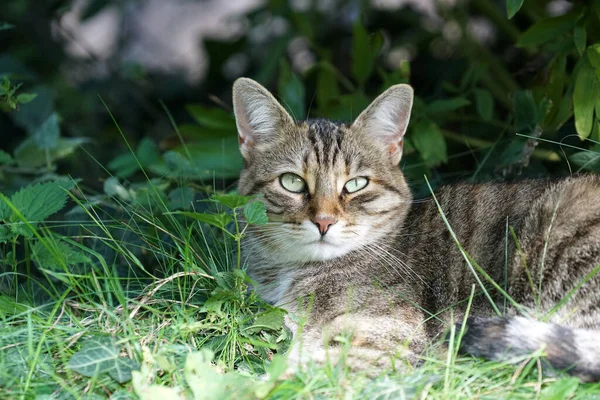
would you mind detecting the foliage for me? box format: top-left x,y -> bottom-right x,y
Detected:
1,0 -> 600,398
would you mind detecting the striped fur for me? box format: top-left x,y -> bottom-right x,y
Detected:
233,78 -> 600,379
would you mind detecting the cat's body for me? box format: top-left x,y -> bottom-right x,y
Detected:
232,78 -> 600,381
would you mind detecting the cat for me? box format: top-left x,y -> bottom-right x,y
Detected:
232,77 -> 600,381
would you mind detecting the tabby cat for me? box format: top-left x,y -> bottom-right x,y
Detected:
232,77 -> 600,381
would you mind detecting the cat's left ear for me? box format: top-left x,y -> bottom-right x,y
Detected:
351,84 -> 413,165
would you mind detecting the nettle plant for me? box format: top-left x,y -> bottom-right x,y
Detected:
0,179 -> 93,291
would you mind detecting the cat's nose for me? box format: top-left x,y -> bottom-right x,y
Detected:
311,215 -> 337,236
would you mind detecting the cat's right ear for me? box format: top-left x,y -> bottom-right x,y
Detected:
351,84 -> 414,165
232,78 -> 295,161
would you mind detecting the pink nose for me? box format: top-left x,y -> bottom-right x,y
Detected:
311,215 -> 337,236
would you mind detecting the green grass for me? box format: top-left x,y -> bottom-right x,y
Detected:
3,135 -> 600,399
2,187 -> 600,400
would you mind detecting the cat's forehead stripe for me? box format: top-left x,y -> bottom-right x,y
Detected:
306,119 -> 345,168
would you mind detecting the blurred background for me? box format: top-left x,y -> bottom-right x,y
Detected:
1,0 -> 598,197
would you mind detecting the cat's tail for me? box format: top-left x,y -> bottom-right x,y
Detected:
458,316 -> 600,382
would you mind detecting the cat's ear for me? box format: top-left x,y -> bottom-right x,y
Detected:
351,84 -> 413,165
232,78 -> 295,160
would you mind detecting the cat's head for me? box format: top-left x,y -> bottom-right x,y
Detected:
233,78 -> 413,263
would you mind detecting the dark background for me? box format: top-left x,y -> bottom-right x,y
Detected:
3,0 -> 598,198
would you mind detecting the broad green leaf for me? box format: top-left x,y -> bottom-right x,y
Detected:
474,89 -> 494,121
352,23 -> 384,86
185,350 -> 221,400
569,151 -> 600,171
426,97 -> 471,114
411,121 -> 447,167
185,105 -> 236,131
108,153 -> 138,178
0,149 -> 13,164
574,23 -> 587,56
243,201 -> 268,225
517,13 -> 578,47
16,92 -> 37,104
136,137 -> 160,166
588,44 -> 600,69
31,239 -> 91,270
573,58 -> 600,139
253,308 -> 284,331
108,138 -> 159,178
14,137 -> 89,168
513,90 -> 538,131
210,194 -> 251,209
66,337 -> 119,377
108,357 -> 139,384
506,0 -> 524,19
278,60 -> 305,119
183,350 -> 251,400
539,377 -> 579,400
32,113 -> 60,150
9,180 -> 69,223
176,212 -> 232,230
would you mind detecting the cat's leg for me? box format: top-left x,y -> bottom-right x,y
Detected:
285,312 -> 428,375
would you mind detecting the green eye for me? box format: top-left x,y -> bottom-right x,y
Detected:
344,177 -> 369,193
279,173 -> 306,193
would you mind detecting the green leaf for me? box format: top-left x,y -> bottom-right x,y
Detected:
278,60 -> 305,119
184,350 -> 221,400
108,153 -> 139,178
16,92 -> 37,104
14,137 -> 89,168
210,194 -> 251,209
588,44 -> 600,69
185,105 -> 236,131
513,90 -> 538,131
352,23 -> 384,86
573,58 -> 600,139
108,357 -> 139,384
574,23 -> 587,56
426,97 -> 471,114
253,308 -> 284,331
411,121 -> 447,167
569,151 -> 600,171
175,212 -> 232,230
0,225 -> 15,244
66,337 -> 119,377
32,113 -> 60,150
243,201 -> 268,225
0,149 -> 13,165
9,180 -> 69,223
31,239 -> 92,270
539,377 -> 579,400
506,0 -> 524,19
517,12 -> 578,47
474,89 -> 494,121
136,137 -> 160,166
